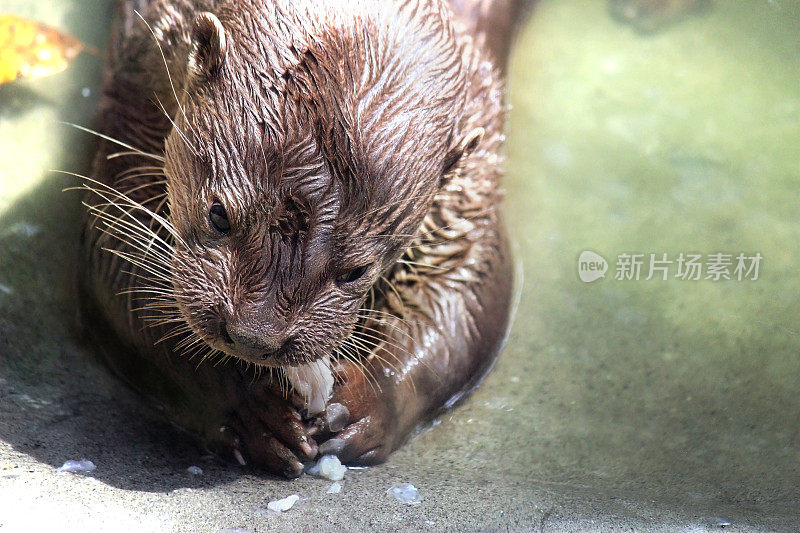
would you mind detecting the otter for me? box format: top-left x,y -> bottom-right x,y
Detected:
79,0 -> 523,478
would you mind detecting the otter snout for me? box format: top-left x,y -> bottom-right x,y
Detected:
221,321 -> 291,361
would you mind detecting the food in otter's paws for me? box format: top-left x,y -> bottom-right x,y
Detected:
283,358 -> 334,415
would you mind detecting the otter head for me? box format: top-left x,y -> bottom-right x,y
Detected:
161,1 -> 495,368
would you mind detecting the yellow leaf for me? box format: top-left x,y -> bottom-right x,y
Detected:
0,14 -> 84,85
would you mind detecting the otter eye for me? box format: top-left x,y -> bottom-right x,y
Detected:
336,264 -> 371,286
208,201 -> 230,234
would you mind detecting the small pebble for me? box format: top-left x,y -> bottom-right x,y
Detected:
81,87 -> 91,98
307,455 -> 347,481
267,494 -> 300,513
186,466 -> 203,475
57,460 -> 96,474
326,481 -> 342,494
387,483 -> 421,505
712,517 -> 732,528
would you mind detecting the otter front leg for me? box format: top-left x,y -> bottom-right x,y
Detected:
200,372 -> 318,478
312,224 -> 514,465
131,351 -> 319,477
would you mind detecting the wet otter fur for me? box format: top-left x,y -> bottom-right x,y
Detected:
79,0 -> 522,478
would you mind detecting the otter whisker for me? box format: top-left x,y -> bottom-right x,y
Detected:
122,289 -> 175,300
353,315 -> 417,350
89,215 -> 174,273
356,306 -> 411,322
139,318 -> 186,331
115,179 -> 168,197
357,324 -> 442,387
134,10 -> 199,140
90,215 -> 175,269
396,258 -> 448,272
111,258 -> 173,292
344,333 -> 414,394
92,223 -> 172,268
173,331 -> 207,357
154,94 -> 199,157
378,275 -> 407,313
355,319 -> 424,353
153,324 -> 195,346
191,345 -> 221,368
107,150 -> 165,162
66,175 -> 189,251
61,122 -> 164,162
129,300 -> 179,313
142,316 -> 188,329
116,165 -> 165,181
115,172 -> 166,186
121,284 -> 176,296
346,328 -> 410,374
92,222 -> 175,274
335,343 -> 381,396
105,246 -> 174,285
175,333 -> 206,353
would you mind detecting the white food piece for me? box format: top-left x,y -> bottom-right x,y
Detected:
284,357 -> 333,415
186,466 -> 203,475
267,494 -> 300,513
307,454 -> 347,481
387,483 -> 421,504
57,460 -> 96,474
326,482 -> 342,494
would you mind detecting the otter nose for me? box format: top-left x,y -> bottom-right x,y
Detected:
223,323 -> 285,358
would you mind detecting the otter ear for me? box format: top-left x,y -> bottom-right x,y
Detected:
188,12 -> 227,80
442,127 -> 485,176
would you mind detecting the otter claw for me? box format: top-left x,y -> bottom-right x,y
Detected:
318,437 -> 345,456
324,403 -> 350,432
309,403 -> 350,437
299,441 -> 315,457
233,448 -> 247,466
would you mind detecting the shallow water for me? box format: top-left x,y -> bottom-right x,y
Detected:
0,0 -> 798,531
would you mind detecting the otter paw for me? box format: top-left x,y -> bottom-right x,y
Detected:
315,414 -> 393,465
310,362 -> 396,465
211,386 -> 318,478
